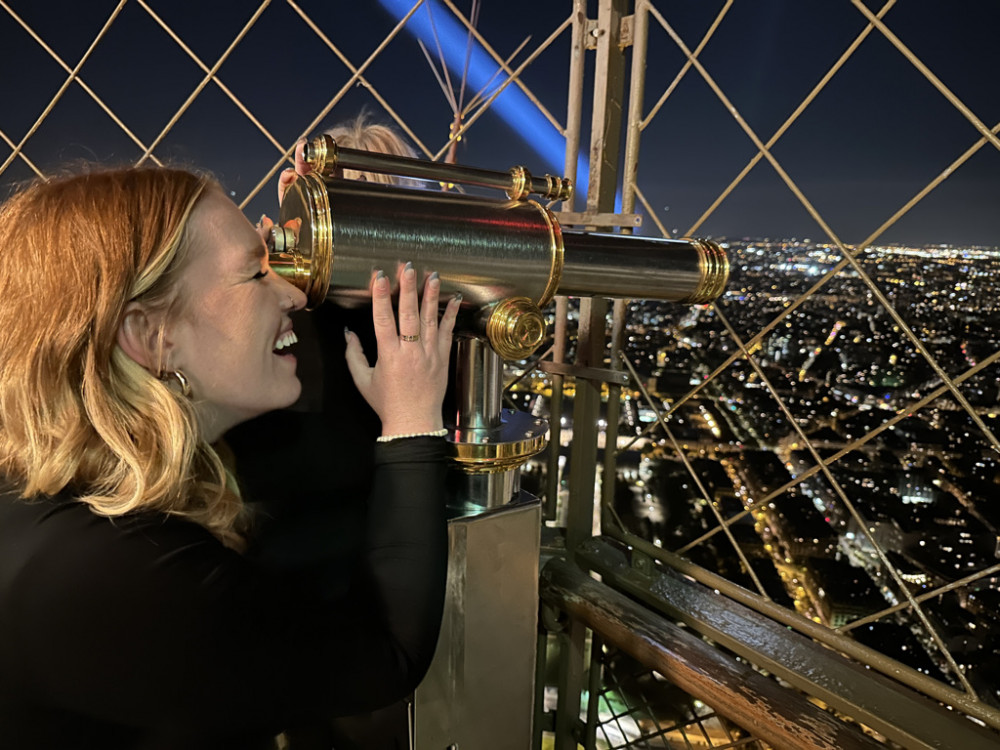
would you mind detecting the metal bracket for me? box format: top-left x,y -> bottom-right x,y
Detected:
539,361 -> 630,386
619,14 -> 634,48
583,14 -> 634,50
556,211 -> 642,227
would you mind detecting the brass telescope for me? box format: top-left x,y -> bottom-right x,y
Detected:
264,140 -> 730,749
270,138 -> 729,360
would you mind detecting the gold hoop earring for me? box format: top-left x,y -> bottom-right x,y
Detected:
159,370 -> 192,398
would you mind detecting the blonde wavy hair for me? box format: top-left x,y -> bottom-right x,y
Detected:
0,167 -> 247,550
324,111 -> 417,184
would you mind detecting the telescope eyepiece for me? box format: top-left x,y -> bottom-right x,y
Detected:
269,225 -> 297,254
303,134 -> 337,177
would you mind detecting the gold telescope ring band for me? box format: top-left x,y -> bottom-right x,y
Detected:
399,334 -> 420,342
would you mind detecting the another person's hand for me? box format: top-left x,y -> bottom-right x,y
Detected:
277,140 -> 311,206
345,263 -> 460,437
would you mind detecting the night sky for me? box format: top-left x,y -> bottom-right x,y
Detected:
2,0 -> 998,247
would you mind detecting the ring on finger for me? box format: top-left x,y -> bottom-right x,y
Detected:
400,333 -> 420,342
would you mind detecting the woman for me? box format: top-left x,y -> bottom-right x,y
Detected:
321,111 -> 419,184
227,123 -> 433,748
0,166 -> 459,748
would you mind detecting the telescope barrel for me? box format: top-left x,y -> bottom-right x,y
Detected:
304,134 -> 572,202
274,173 -> 729,315
558,232 -> 729,302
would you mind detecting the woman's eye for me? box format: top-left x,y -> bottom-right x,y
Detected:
251,269 -> 269,281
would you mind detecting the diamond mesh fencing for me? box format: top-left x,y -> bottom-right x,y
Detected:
590,643 -> 771,750
3,0 -> 1000,746
572,0 -> 1000,745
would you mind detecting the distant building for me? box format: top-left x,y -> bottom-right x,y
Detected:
807,557 -> 887,627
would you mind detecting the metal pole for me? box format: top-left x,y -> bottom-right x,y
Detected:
546,0 -> 589,521
544,296 -> 567,523
600,0 -> 647,523
532,628 -> 552,750
583,633 -> 604,749
556,2 -> 630,749
450,336 -> 520,510
563,0 -> 588,207
568,0 -> 628,562
600,303 -> 625,516
621,0 -> 649,217
453,336 -> 504,432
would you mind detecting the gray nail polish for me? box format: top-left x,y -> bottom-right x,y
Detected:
404,261 -> 414,272
376,269 -> 386,280
429,271 -> 440,282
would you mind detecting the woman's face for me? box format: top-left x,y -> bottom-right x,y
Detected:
166,188 -> 307,441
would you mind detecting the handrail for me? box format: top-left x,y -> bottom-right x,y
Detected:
540,555 -> 885,750
604,524 -> 1000,733
566,537 -> 1000,749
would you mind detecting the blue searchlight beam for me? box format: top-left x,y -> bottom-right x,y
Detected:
377,0 -> 590,198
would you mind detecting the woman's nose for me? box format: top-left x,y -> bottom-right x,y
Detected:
275,274 -> 308,312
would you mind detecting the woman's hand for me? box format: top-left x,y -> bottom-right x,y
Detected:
277,140 -> 311,206
345,262 -> 460,437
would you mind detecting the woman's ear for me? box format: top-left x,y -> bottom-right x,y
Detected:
117,302 -> 166,372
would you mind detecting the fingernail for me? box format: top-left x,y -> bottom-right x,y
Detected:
344,326 -> 352,342
375,269 -> 386,280
404,261 -> 414,274
429,271 -> 440,283
453,292 -> 463,304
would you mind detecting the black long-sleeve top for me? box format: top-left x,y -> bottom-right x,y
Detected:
0,437 -> 448,750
